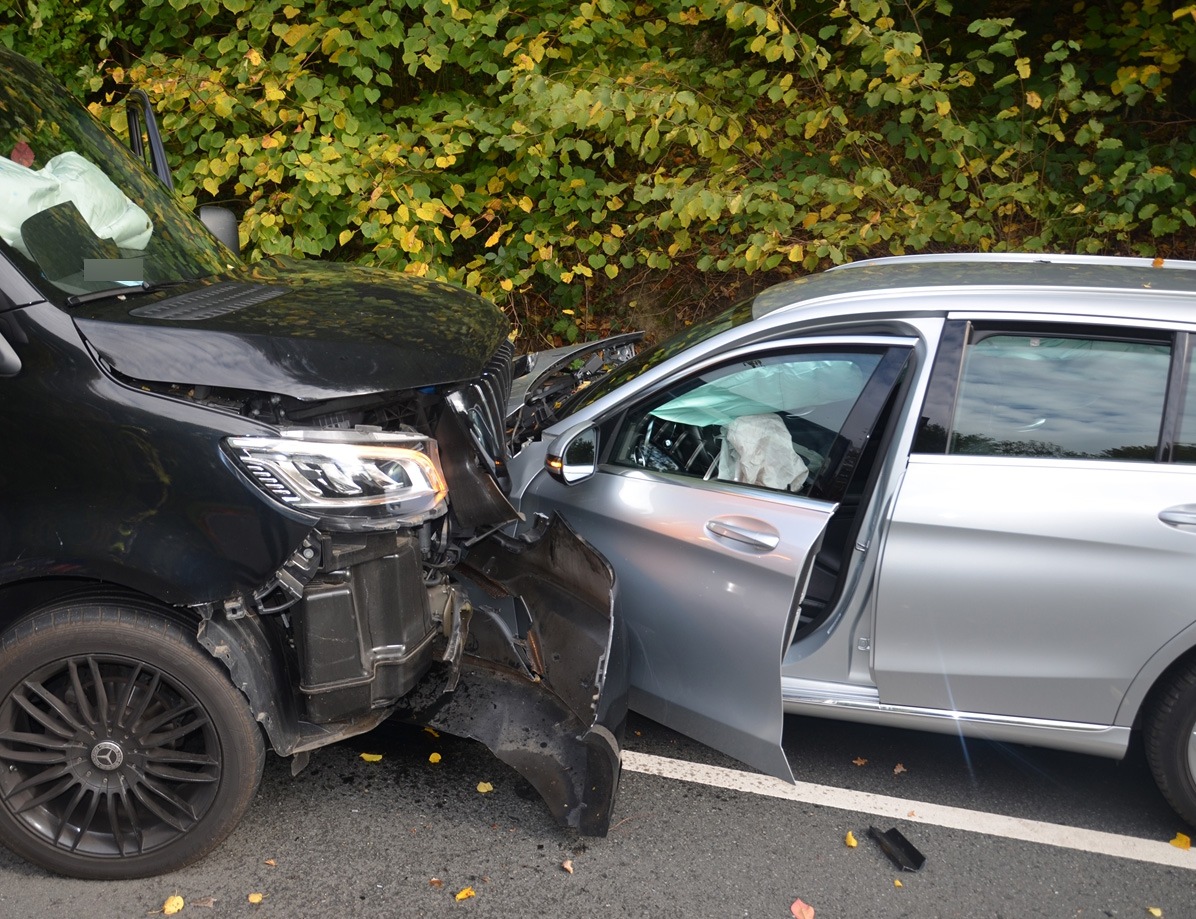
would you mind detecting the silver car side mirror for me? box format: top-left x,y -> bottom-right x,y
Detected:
547,427 -> 597,484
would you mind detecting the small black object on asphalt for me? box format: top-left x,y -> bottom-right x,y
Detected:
868,825 -> 926,871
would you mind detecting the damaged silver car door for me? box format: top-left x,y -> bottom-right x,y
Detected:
514,340 -> 912,781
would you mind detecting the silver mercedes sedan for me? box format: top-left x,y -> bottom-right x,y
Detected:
505,252 -> 1196,829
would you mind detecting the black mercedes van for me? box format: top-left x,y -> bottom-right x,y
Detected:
0,48 -> 623,879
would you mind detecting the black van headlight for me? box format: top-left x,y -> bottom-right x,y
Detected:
225,430 -> 447,531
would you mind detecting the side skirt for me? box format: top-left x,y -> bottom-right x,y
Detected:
782,677 -> 1131,760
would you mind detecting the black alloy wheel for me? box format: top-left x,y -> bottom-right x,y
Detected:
0,602 -> 264,878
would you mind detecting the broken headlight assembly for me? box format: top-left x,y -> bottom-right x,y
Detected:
224,430 -> 448,531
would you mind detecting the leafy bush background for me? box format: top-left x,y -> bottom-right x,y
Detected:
3,0 -> 1195,342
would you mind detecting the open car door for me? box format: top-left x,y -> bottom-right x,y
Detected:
514,340 -> 912,780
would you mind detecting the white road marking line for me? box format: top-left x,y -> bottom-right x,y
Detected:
622,750 -> 1196,871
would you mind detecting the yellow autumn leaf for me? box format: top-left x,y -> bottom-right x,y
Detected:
429,752 -> 442,764
247,892 -> 264,904
424,727 -> 440,738
1170,832 -> 1191,849
338,230 -> 354,247
1147,909 -> 1162,917
477,781 -> 494,793
852,757 -> 867,766
360,752 -> 382,763
845,831 -> 858,848
163,895 -> 185,915
455,887 -> 476,901
893,763 -> 907,774
1025,91 -> 1043,110
894,879 -> 903,888
561,859 -> 574,874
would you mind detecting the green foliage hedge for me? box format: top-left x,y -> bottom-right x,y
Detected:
3,0 -> 1195,339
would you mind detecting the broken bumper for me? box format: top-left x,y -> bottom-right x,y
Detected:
396,514 -> 627,835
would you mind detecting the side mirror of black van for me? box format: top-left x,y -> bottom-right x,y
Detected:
124,90 -> 242,255
198,205 -> 241,254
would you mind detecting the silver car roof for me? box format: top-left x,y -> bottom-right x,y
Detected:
753,254 -> 1196,321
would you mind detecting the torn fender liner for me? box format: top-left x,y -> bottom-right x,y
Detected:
397,514 -> 627,835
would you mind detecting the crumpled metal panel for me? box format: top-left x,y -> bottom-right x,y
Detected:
396,514 -> 626,835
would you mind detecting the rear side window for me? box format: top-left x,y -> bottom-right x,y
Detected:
948,333 -> 1169,460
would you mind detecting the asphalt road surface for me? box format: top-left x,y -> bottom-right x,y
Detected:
1,712 -> 1193,918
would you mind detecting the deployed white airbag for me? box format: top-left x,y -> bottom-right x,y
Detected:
649,360 -> 865,427
718,413 -> 809,492
0,152 -> 152,257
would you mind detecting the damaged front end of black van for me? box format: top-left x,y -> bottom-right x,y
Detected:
0,48 -> 623,879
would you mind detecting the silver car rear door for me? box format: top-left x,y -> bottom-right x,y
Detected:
518,339 -> 913,780
874,318 -> 1196,727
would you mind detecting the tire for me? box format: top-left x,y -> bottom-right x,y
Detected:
1144,658 -> 1196,829
0,601 -> 265,878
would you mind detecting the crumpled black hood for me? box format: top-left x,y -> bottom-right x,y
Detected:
71,259 -> 511,399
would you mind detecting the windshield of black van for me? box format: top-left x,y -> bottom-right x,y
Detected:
0,52 -> 234,304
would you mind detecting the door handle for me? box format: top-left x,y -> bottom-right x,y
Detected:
705,517 -> 780,551
1159,504 -> 1196,528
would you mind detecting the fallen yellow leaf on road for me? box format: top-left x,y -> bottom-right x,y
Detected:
476,781 -> 494,793
893,763 -> 907,775
790,898 -> 815,919
852,757 -> 867,766
562,859 -> 574,874
424,727 -> 440,738
1147,908 -> 1163,917
429,752 -> 442,764
247,893 -> 264,904
163,895 -> 184,915
264,858 -> 277,867
894,879 -> 903,888
1170,832 -> 1191,850
845,831 -> 858,848
429,878 -> 444,888
455,887 -> 476,901
360,752 -> 382,763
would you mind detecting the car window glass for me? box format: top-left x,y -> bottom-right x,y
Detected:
0,57 -> 232,303
611,350 -> 883,493
950,334 -> 1169,460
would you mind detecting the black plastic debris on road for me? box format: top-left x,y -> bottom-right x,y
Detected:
869,825 -> 926,871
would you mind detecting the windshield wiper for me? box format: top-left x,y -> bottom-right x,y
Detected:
67,280 -> 190,307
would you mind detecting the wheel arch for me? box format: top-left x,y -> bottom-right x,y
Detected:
0,577 -> 202,635
1116,620 -> 1196,730
0,579 -> 301,756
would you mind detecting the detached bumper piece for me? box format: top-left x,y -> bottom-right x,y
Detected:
396,514 -> 627,836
